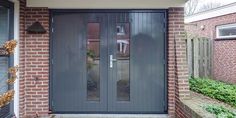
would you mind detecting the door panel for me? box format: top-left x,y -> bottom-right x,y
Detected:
52,13 -> 108,112
52,14 -> 85,112
108,12 -> 166,113
83,13 -> 108,111
51,11 -> 166,113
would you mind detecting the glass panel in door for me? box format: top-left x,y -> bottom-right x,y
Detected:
87,23 -> 100,101
116,23 -> 130,101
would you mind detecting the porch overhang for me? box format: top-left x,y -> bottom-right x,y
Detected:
27,0 -> 188,9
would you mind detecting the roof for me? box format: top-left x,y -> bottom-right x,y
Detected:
185,2 -> 236,23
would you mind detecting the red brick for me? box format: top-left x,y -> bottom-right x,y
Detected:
19,0 -> 49,117
169,7 -> 190,118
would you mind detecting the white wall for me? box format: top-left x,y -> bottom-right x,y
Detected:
27,0 -> 187,9
9,0 -> 20,117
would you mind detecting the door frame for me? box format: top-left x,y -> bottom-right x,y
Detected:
49,9 -> 168,114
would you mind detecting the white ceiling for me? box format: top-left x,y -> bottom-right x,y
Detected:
27,0 -> 188,9
185,2 -> 236,23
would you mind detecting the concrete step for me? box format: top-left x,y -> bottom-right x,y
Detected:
49,114 -> 168,118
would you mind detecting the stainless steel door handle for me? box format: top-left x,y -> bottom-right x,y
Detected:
110,55 -> 117,68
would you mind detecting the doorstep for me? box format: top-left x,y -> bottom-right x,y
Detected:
49,114 -> 168,118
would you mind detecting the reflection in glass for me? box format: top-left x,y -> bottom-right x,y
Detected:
0,6 -> 9,95
87,23 -> 100,101
219,27 -> 236,36
116,23 -> 130,101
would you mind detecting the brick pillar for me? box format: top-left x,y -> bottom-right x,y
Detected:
168,7 -> 190,118
19,2 -> 50,117
19,0 -> 26,117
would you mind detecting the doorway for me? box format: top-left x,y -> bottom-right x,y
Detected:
50,10 -> 167,114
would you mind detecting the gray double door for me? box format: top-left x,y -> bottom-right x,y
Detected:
51,10 -> 166,113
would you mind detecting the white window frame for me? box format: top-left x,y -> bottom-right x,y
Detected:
216,23 -> 236,39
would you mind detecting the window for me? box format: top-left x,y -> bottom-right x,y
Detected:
0,0 -> 14,117
216,23 -> 236,39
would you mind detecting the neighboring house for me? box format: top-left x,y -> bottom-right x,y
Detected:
0,0 -> 191,118
185,2 -> 236,84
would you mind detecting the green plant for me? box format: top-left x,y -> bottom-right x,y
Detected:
87,49 -> 95,59
189,77 -> 236,108
203,104 -> 236,118
87,49 -> 96,69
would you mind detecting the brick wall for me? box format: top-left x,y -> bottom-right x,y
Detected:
214,40 -> 236,83
168,7 -> 190,118
19,1 -> 189,117
186,13 -> 236,84
19,0 -> 50,117
186,13 -> 236,39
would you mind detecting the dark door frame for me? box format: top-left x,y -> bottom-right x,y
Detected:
49,9 -> 168,114
0,0 -> 14,117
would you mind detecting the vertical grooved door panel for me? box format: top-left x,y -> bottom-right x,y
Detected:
51,10 -> 167,113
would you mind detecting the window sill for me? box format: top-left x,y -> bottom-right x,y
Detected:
214,37 -> 236,41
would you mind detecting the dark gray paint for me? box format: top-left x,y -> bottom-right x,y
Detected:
108,13 -> 165,113
51,11 -> 166,113
51,13 -> 108,112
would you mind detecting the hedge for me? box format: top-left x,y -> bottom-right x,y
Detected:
189,78 -> 236,108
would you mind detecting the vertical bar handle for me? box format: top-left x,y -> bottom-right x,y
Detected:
110,55 -> 117,68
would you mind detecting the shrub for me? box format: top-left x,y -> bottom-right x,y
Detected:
189,78 -> 236,108
203,104 -> 236,118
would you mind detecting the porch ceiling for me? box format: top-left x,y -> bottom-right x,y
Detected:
27,0 -> 188,9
